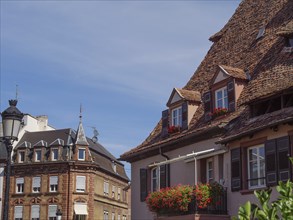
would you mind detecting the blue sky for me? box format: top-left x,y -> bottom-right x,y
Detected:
0,1 -> 240,177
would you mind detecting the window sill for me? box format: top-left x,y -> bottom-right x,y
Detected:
240,186 -> 268,195
73,192 -> 88,195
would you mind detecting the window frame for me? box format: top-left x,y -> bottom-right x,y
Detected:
171,106 -> 182,127
103,210 -> 109,220
151,167 -> 159,192
76,176 -> 86,192
49,176 -> 58,192
16,177 -> 24,194
206,158 -> 214,183
32,176 -> 41,193
31,204 -> 40,220
18,151 -> 25,163
14,205 -> 23,220
104,181 -> 109,196
51,148 -> 59,161
78,148 -> 86,161
48,205 -> 57,220
215,87 -> 228,109
247,145 -> 266,189
35,149 -> 42,162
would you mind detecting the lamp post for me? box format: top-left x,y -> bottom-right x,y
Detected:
56,208 -> 62,220
1,100 -> 23,220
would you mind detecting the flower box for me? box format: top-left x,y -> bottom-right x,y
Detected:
168,126 -> 181,134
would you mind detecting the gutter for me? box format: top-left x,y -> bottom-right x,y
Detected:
217,117 -> 293,144
121,125 -> 225,162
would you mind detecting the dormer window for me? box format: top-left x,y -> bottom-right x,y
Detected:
171,106 -> 182,127
78,148 -> 85,161
287,37 -> 293,47
35,150 -> 42,162
204,65 -> 248,121
51,148 -> 58,161
18,151 -> 25,163
161,88 -> 201,137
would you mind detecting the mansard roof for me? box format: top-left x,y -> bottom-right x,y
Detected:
120,0 -> 293,162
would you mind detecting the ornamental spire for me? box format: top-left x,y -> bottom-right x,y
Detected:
75,104 -> 89,146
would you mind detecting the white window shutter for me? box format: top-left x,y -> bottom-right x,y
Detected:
16,178 -> 24,184
76,176 -> 86,190
31,205 -> 40,218
33,177 -> 41,187
14,206 -> 23,218
48,205 -> 57,217
50,176 -> 58,185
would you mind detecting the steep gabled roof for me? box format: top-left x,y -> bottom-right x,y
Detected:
166,88 -> 201,107
121,0 -> 293,162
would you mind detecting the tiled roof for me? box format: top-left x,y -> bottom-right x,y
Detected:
120,0 -> 293,161
176,88 -> 201,103
219,106 -> 293,143
277,20 -> 293,37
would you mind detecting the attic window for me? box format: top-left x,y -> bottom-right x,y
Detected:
287,37 -> 293,47
171,107 -> 182,127
256,27 -> 265,40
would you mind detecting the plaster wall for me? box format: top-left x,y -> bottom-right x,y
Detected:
225,124 -> 293,216
131,137 -> 222,219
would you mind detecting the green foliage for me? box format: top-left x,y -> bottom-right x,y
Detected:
234,157 -> 293,220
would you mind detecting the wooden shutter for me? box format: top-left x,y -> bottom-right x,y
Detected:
231,148 -> 242,191
265,139 -> 277,186
159,164 -> 170,189
140,168 -> 148,202
203,91 -> 212,121
181,102 -> 188,130
161,109 -> 169,137
277,136 -> 291,182
227,80 -> 235,112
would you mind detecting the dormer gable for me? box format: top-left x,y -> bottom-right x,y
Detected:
162,88 -> 201,137
49,138 -> 64,146
33,140 -> 48,148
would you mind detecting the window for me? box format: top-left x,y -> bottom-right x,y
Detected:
206,159 -> 213,183
35,150 -> 42,162
51,148 -> 58,161
103,211 -> 109,220
16,178 -> 24,193
14,206 -> 23,220
117,187 -> 121,200
104,181 -> 109,196
122,215 -> 127,220
112,212 -> 115,220
78,148 -> 85,160
171,107 -> 182,127
48,205 -> 57,220
151,167 -> 159,192
117,214 -> 121,220
74,203 -> 87,220
49,176 -> 58,192
112,185 -> 115,198
31,205 -> 40,220
289,38 -> 293,47
215,87 -> 228,109
32,177 -> 41,193
76,176 -> 86,192
18,151 -> 25,163
247,145 -> 266,189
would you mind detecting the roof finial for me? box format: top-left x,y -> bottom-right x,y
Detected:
79,103 -> 82,122
16,85 -> 19,100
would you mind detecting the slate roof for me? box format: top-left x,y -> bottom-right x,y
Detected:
120,0 -> 293,161
15,129 -> 128,180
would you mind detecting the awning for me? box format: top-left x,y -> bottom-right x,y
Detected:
74,204 -> 88,215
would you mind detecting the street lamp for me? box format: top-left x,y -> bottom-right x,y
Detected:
1,100 -> 23,220
56,208 -> 62,220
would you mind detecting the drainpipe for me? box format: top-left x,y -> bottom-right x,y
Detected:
159,147 -> 170,187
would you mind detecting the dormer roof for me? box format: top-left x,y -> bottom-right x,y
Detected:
166,88 -> 201,107
75,121 -> 89,146
211,65 -> 246,85
277,20 -> 293,37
